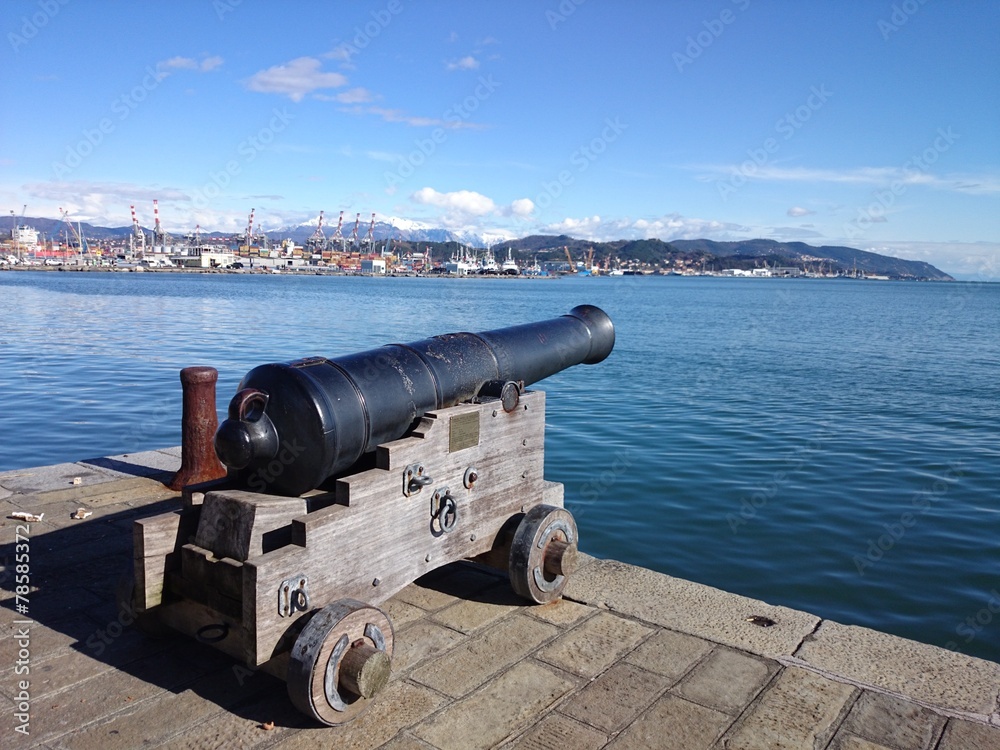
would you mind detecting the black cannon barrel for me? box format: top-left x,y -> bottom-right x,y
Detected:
215,304 -> 615,496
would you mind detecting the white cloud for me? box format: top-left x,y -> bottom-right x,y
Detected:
366,150 -> 401,163
324,44 -> 357,69
157,55 -> 224,75
334,87 -> 373,104
199,56 -> 224,72
313,87 -> 375,104
446,56 -> 479,71
159,56 -> 198,71
411,187 -> 495,216
245,57 -> 347,101
630,214 -> 748,240
542,216 -> 604,236
340,105 -> 483,129
20,180 -> 190,227
787,206 -> 814,217
695,163 -> 1000,195
509,198 -> 535,217
539,213 -> 749,242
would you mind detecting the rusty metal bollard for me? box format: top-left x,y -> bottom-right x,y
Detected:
167,366 -> 228,491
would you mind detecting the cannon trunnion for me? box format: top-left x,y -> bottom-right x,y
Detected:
125,307 -> 612,726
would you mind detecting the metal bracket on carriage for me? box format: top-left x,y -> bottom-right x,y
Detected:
430,487 -> 458,534
403,462 -> 432,497
278,573 -> 310,617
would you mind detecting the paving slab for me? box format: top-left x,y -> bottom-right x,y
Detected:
78,451 -> 181,482
378,736 -> 439,750
430,583 -> 524,634
502,712 -> 607,749
795,619 -> 1000,717
836,690 -> 947,749
153,684 -> 303,750
522,598 -> 593,629
412,660 -> 575,750
269,679 -> 448,750
623,627 -> 714,682
534,609 -> 651,678
0,463 -> 121,495
672,645 -> 777,715
720,666 -> 857,750
411,613 -> 559,698
605,693 -> 733,750
391,619 -> 468,675
47,667 -> 282,750
826,737 -> 898,750
565,558 -> 820,659
938,718 -> 1000,749
559,661 -> 671,733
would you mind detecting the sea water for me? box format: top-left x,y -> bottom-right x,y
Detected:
1,271 -> 998,661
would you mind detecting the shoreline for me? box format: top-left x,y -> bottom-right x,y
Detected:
0,263 -> 960,281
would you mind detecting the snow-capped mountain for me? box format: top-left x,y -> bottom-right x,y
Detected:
269,216 -> 514,247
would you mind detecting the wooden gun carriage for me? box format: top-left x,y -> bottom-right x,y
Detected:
124,306 -> 614,725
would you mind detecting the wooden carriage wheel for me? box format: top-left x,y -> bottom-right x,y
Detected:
509,505 -> 579,604
287,599 -> 394,725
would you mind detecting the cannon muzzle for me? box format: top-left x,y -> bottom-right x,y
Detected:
215,304 -> 614,495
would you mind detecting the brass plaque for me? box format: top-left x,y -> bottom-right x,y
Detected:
449,411 -> 480,452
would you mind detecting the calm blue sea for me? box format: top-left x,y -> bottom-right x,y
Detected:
1,270 -> 998,662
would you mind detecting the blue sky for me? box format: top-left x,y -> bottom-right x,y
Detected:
2,0 -> 998,276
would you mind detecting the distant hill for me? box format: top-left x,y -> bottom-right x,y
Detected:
495,235 -> 952,280
670,239 -> 950,280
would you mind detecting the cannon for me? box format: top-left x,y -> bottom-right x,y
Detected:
215,304 -> 615,496
124,305 -> 614,726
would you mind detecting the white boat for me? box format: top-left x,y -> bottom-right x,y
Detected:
501,248 -> 519,275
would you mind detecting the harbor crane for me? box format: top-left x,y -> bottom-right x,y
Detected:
350,212 -> 361,249
245,208 -> 256,252
363,212 -> 376,251
59,207 -> 88,255
563,246 -> 577,273
331,210 -> 345,252
152,200 -> 171,247
306,211 -> 328,252
129,204 -> 147,258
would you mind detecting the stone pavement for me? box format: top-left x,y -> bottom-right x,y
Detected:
1,451 -> 998,749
